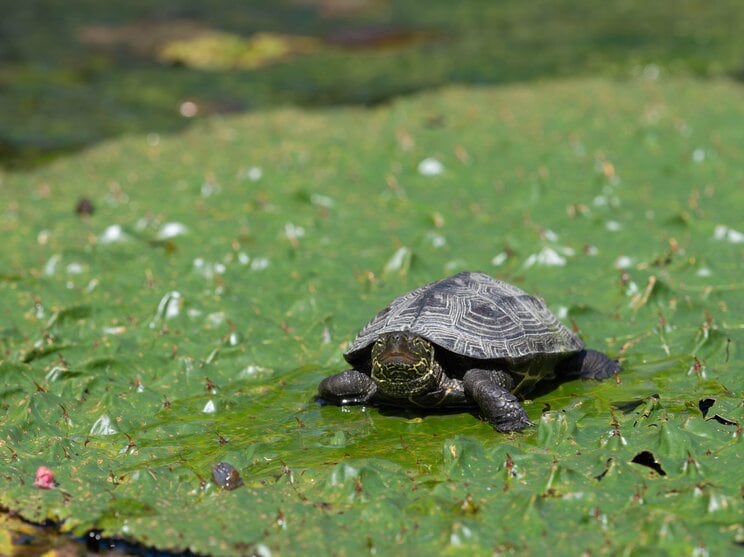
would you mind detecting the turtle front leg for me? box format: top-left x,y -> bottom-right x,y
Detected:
318,369 -> 377,405
463,369 -> 532,432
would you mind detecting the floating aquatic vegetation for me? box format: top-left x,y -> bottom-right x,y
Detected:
158,31 -> 320,70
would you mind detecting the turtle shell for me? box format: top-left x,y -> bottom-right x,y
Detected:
344,271 -> 584,367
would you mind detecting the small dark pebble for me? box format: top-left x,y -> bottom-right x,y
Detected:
212,461 -> 244,490
75,197 -> 94,217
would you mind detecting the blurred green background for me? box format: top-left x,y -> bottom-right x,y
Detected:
2,0 -> 744,168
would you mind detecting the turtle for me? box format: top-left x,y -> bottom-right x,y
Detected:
318,271 -> 620,432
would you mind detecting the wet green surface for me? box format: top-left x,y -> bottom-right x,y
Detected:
2,77 -> 744,554
3,0 -> 744,167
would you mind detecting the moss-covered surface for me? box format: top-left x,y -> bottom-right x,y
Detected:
1,76 -> 743,554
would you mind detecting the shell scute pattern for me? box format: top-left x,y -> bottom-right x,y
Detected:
344,271 -> 583,365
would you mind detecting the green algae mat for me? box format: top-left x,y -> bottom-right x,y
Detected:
1,77 -> 743,555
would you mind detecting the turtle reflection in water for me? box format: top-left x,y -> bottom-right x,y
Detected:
318,272 -> 620,433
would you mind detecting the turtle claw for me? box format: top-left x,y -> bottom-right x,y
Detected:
490,414 -> 533,433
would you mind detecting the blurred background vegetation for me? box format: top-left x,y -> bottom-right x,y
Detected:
2,0 -> 744,168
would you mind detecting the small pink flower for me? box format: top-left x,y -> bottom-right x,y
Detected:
34,466 -> 56,489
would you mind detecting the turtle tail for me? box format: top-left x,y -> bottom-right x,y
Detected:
555,349 -> 620,380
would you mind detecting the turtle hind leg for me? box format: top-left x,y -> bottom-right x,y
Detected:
556,349 -> 620,380
463,368 -> 532,433
317,369 -> 377,405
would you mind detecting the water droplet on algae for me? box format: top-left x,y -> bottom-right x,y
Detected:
444,259 -> 466,273
157,222 -> 188,240
45,366 -> 65,382
692,148 -> 706,163
523,247 -> 567,268
149,291 -> 182,328
240,166 -> 263,182
624,281 -> 639,296
98,224 -> 128,244
207,312 -> 225,327
614,256 -> 633,269
600,428 -> 627,448
253,544 -> 272,557
250,257 -> 270,271
181,357 -> 196,375
66,262 -> 84,275
193,258 -> 226,279
201,180 -> 221,198
310,193 -> 334,208
713,224 -> 744,244
43,254 -> 61,276
543,229 -> 559,242
425,231 -> 446,248
491,252 -> 508,266
383,246 -> 411,275
284,222 -> 305,242
239,365 -> 271,379
37,229 -> 50,245
203,400 -> 217,414
90,415 -> 117,436
417,157 -> 444,176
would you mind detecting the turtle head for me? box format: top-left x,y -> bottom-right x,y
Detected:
370,332 -> 441,397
